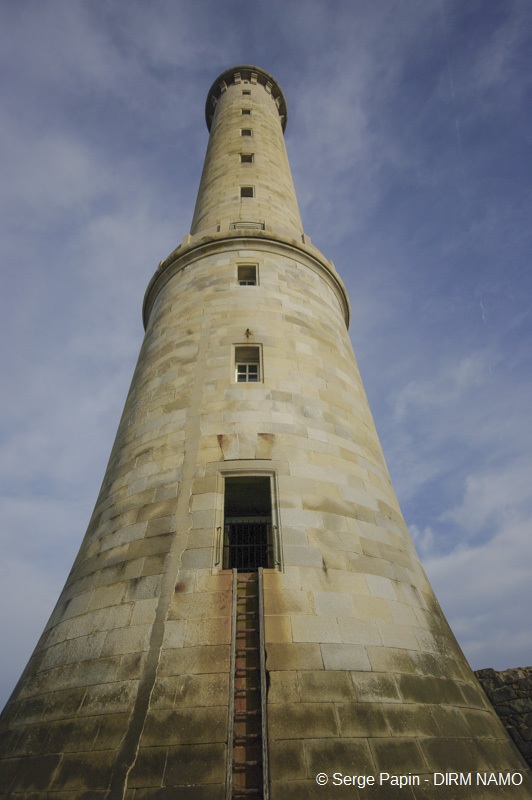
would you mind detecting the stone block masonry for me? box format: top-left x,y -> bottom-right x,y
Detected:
476,666 -> 532,767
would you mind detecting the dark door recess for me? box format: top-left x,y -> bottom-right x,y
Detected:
224,476 -> 273,571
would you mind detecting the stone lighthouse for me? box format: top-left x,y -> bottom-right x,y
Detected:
0,66 -> 530,799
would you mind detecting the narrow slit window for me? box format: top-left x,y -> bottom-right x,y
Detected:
240,153 -> 254,163
241,129 -> 252,136
240,186 -> 254,198
235,345 -> 261,382
242,89 -> 251,95
238,265 -> 257,285
241,108 -> 251,115
223,476 -> 273,570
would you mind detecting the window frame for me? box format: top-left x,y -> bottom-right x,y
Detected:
213,468 -> 282,572
222,475 -> 274,571
234,344 -> 262,383
237,264 -> 258,286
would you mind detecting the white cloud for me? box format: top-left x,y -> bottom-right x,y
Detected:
441,462 -> 532,534
393,350 -> 496,421
422,507 -> 532,669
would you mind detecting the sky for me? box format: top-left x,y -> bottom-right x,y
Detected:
1,0 -> 531,710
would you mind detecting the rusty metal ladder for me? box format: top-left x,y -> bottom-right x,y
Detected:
226,569 -> 269,800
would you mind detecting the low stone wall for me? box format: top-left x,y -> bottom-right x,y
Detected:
475,666 -> 532,767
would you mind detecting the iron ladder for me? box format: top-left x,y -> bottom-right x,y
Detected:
226,568 -> 269,799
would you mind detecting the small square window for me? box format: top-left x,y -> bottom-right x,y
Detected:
241,129 -> 252,136
235,346 -> 261,382
240,153 -> 254,163
240,186 -> 254,198
238,265 -> 257,285
241,108 -> 251,115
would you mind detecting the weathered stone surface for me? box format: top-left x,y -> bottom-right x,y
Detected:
268,703 -> 338,739
265,642 -> 323,671
49,752 -> 116,791
304,737 -> 374,775
270,780 -> 345,800
268,739 -> 307,781
337,702 -> 391,737
1,754 -> 61,792
140,707 -> 228,747
163,743 -> 226,785
126,747 -> 167,788
476,665 -> 532,767
132,789 -> 224,800
297,670 -> 356,703
369,738 -> 426,774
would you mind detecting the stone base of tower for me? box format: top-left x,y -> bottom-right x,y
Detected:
261,571 -> 532,800
1,569 -> 531,799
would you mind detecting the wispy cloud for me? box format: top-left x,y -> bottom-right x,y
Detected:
419,505 -> 532,669
393,350 -> 496,421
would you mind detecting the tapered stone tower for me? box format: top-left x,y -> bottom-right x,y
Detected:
1,66 -> 530,799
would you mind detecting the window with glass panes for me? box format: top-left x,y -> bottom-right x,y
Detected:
235,346 -> 261,382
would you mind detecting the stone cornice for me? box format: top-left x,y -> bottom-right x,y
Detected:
205,65 -> 287,132
142,232 -> 350,330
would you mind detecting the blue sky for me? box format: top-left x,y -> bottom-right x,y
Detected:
1,0 -> 531,709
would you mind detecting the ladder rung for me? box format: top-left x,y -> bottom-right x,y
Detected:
231,571 -> 265,796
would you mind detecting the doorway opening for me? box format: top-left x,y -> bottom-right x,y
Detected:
223,476 -> 273,571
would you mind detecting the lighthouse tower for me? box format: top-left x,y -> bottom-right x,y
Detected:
1,66 -> 530,799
